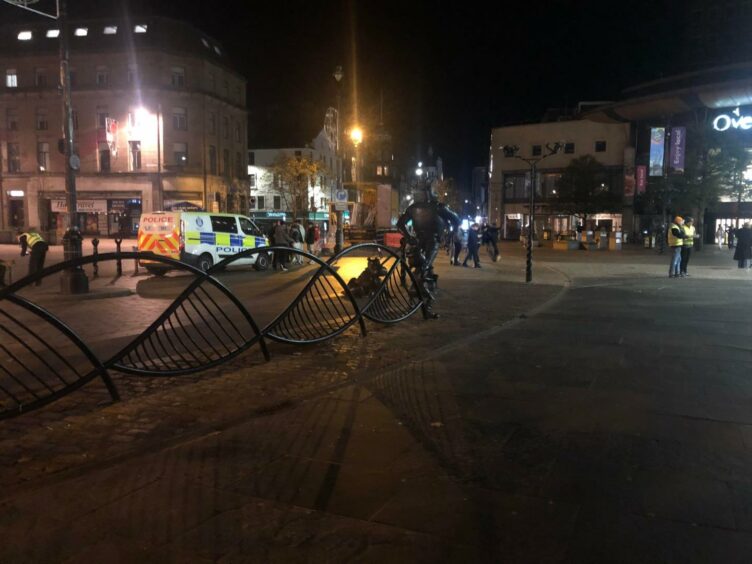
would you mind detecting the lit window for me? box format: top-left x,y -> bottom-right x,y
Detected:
46,29 -> 60,38
173,142 -> 188,164
5,69 -> 18,88
37,142 -> 50,170
18,31 -> 32,41
103,25 -> 117,35
74,28 -> 88,37
134,24 -> 147,33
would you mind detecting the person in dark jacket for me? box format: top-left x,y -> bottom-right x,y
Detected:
733,222 -> 752,269
485,222 -> 500,261
272,220 -> 293,271
463,223 -> 481,268
452,228 -> 464,266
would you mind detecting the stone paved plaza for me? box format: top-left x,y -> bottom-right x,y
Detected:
1,242 -> 752,562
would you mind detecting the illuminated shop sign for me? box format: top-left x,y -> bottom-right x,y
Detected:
713,107 -> 752,132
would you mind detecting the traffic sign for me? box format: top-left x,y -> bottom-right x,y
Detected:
335,189 -> 348,203
334,202 -> 348,211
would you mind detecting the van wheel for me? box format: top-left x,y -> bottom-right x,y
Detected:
253,252 -> 270,271
146,266 -> 168,277
198,253 -> 213,272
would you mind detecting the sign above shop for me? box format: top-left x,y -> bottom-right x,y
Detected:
51,199 -> 107,213
713,107 -> 752,132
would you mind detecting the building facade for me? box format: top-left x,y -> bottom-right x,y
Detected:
0,17 -> 248,240
489,119 -> 630,240
247,121 -> 337,228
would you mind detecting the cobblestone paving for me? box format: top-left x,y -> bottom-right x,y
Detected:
0,256 -> 563,492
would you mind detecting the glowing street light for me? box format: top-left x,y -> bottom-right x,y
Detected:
350,126 -> 363,146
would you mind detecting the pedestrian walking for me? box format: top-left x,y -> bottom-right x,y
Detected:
733,222 -> 752,269
272,220 -> 293,271
305,222 -> 319,264
680,217 -> 697,277
290,220 -> 304,264
463,223 -> 481,268
18,227 -> 49,285
451,228 -> 464,266
486,222 -> 500,261
728,226 -> 736,249
667,216 -> 686,278
716,224 -> 725,249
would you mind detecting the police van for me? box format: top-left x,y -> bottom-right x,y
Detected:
138,211 -> 270,275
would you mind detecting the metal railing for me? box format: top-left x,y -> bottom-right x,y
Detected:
0,243 -> 428,419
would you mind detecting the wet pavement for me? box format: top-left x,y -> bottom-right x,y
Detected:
1,242 -> 751,562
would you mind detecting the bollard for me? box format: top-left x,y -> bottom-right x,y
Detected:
60,227 -> 89,294
132,245 -> 139,275
92,238 -> 100,277
114,238 -> 123,276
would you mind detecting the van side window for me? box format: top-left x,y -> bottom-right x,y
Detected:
239,218 -> 258,235
210,216 -> 237,233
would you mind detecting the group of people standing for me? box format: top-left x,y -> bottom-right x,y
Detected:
449,222 -> 500,268
667,216 -> 698,278
267,220 -> 321,271
669,217 -> 752,274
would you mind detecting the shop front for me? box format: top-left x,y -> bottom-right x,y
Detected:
163,192 -> 204,212
46,193 -> 143,237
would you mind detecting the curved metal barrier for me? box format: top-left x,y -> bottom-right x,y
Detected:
0,243 -> 427,419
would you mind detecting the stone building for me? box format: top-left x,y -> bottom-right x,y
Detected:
0,17 -> 248,239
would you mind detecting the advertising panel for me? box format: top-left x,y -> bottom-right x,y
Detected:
669,127 -> 686,173
623,147 -> 636,198
649,127 -> 665,176
636,165 -> 647,194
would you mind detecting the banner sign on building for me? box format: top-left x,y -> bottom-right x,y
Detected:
623,147 -> 636,198
669,126 -> 686,173
636,165 -> 647,193
51,199 -> 108,213
649,127 -> 665,176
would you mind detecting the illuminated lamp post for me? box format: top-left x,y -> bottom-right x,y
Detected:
4,0 -> 89,292
500,142 -> 562,283
333,65 -> 344,253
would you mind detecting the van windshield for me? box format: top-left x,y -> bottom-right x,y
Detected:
239,217 -> 259,236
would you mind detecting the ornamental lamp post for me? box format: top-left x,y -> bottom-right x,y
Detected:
500,142 -> 563,283
3,0 -> 88,292
333,66 -> 344,253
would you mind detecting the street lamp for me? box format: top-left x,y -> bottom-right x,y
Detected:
333,65 -> 344,253
4,0 -> 87,292
500,142 -> 563,283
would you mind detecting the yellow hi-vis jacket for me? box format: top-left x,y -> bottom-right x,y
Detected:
682,224 -> 696,247
20,231 -> 44,249
667,223 -> 685,247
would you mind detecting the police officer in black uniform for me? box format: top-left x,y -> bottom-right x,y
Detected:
397,180 -> 461,315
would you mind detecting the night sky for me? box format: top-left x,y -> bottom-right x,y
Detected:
1,0 -> 681,190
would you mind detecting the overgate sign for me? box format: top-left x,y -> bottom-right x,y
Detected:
713,107 -> 752,132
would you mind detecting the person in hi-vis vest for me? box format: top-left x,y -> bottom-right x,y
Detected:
667,216 -> 687,278
18,228 -> 49,286
680,217 -> 697,277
